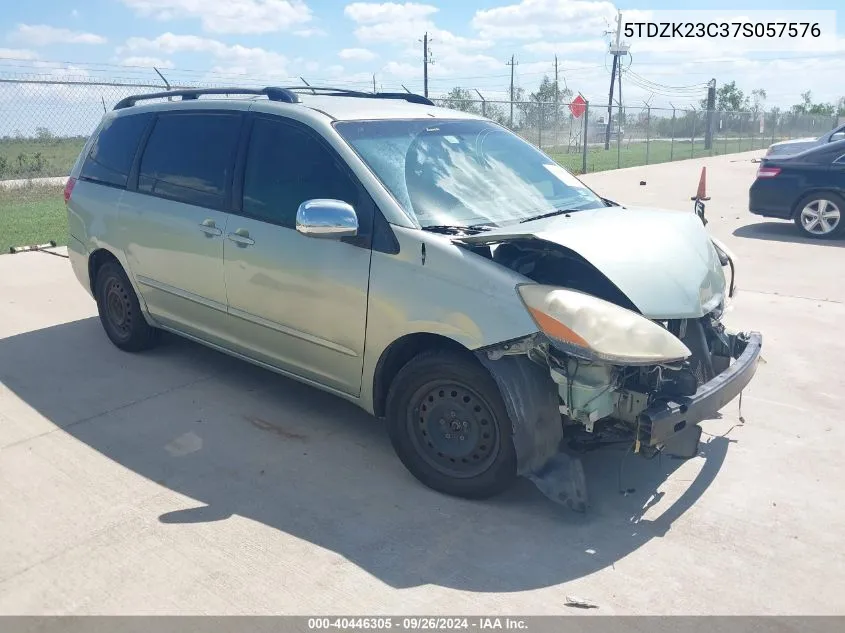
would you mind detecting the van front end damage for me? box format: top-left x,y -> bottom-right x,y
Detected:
477,317 -> 762,512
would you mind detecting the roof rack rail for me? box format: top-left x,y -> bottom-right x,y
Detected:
283,86 -> 435,106
113,86 -> 300,110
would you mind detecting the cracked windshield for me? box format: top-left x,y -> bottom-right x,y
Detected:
335,119 -> 606,229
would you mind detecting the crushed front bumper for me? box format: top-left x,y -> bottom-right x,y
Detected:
637,331 -> 763,448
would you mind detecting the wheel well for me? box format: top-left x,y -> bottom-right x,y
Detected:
87,248 -> 120,294
372,333 -> 471,418
790,189 -> 844,218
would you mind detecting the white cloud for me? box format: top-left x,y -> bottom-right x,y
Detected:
11,24 -> 107,46
0,47 -> 39,60
294,28 -> 327,37
345,2 -> 437,24
524,39 -> 608,55
121,0 -> 312,34
380,61 -> 418,79
120,56 -> 175,68
121,33 -> 290,78
472,0 -> 616,40
339,48 -> 378,62
345,2 -> 439,43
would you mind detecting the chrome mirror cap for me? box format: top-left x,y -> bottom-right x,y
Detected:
295,199 -> 358,239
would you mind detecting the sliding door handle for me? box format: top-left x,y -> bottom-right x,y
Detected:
227,229 -> 255,247
199,219 -> 222,237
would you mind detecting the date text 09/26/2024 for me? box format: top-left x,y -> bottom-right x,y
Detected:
307,618 -> 528,631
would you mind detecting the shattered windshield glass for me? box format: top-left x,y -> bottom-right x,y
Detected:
334,119 -> 605,228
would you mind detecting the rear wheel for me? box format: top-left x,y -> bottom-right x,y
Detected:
386,350 -> 517,499
95,261 -> 159,352
793,192 -> 845,239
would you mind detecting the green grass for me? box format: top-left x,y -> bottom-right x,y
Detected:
548,137 -> 775,174
0,137 -> 86,180
0,185 -> 67,253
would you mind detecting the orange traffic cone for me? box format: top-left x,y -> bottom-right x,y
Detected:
692,166 -> 710,201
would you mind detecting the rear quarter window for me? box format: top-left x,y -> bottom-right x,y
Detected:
80,113 -> 152,188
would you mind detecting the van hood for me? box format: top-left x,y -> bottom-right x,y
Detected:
455,206 -> 726,319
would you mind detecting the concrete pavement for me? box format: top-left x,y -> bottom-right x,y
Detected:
1,150 -> 844,614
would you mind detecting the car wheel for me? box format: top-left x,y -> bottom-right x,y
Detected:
95,261 -> 159,352
793,193 -> 845,239
386,350 -> 517,499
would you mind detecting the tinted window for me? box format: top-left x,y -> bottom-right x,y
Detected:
138,113 -> 241,209
80,113 -> 151,188
243,118 -> 358,228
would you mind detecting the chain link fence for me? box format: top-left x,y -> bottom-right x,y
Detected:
432,97 -> 839,174
0,75 -> 840,251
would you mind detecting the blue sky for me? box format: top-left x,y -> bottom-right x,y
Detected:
1,1 -> 843,109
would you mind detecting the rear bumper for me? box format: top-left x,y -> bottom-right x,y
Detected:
638,331 -> 762,446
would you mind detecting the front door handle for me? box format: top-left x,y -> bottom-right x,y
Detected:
199,219 -> 222,237
227,228 -> 255,247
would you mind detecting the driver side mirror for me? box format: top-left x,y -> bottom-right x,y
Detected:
295,199 -> 358,239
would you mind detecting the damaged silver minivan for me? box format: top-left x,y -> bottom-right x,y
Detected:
66,87 -> 762,511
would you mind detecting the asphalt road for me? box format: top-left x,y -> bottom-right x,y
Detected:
1,150 -> 843,614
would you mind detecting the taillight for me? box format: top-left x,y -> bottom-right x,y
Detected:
756,166 -> 781,179
63,177 -> 77,204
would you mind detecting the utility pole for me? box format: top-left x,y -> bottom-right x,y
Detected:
617,49 -> 623,141
507,54 -> 518,128
604,10 -> 629,150
421,32 -> 433,98
373,74 -> 377,93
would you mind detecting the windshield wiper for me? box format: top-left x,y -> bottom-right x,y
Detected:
421,224 -> 494,235
517,208 -> 583,224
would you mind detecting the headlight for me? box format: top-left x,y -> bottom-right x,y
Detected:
517,284 -> 691,365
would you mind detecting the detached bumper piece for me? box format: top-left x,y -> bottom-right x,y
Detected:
637,331 -> 763,455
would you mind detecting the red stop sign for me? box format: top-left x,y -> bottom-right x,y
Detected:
569,95 -> 586,118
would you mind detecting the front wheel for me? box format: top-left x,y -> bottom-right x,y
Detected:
793,192 -> 845,239
386,350 -> 517,499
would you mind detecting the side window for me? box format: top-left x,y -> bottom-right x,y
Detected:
243,118 -> 358,228
80,113 -> 152,188
830,130 -> 845,142
138,113 -> 241,209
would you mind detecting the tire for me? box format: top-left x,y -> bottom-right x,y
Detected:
94,261 -> 158,352
793,192 -> 845,239
385,350 -> 517,499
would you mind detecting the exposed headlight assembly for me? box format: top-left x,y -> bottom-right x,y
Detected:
517,284 -> 691,365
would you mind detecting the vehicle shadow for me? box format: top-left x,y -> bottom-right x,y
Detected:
0,317 -> 731,593
734,221 -> 845,247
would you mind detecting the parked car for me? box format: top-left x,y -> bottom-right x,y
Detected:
765,122 -> 845,157
750,138 -> 845,238
65,86 -> 762,511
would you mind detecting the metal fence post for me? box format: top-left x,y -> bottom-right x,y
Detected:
739,114 -> 744,152
582,102 -> 589,174
645,106 -> 651,165
771,112 -> 776,144
691,111 -> 697,158
616,112 -> 621,169
538,100 -> 543,149
670,107 -> 676,161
